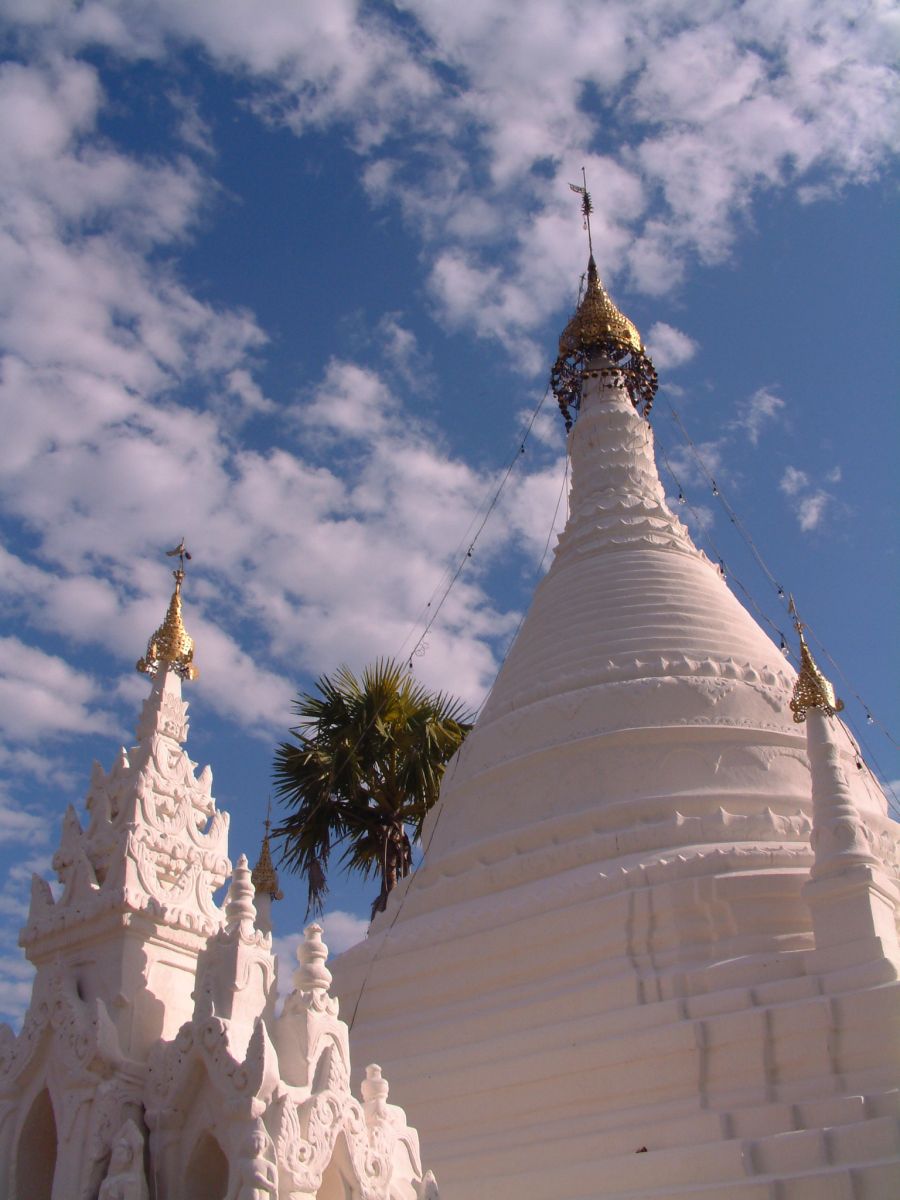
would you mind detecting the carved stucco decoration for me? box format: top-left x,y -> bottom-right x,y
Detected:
98,1118 -> 149,1200
0,964 -> 143,1200
145,923 -> 433,1199
21,671 -> 230,950
0,965 -> 122,1094
3,614 -> 438,1198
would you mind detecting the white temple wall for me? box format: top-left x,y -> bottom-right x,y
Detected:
27,924 -> 206,1060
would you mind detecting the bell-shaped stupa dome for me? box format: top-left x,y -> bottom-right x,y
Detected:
333,255 -> 899,1200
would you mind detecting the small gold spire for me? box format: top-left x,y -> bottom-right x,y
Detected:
136,544 -> 199,681
558,256 -> 644,358
251,806 -> 283,902
788,597 -> 843,723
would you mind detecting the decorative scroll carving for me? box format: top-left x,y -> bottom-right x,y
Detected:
6,665 -> 437,1200
22,668 -> 230,950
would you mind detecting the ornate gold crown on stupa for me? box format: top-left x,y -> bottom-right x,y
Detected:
551,255 -> 658,431
551,178 -> 658,431
136,541 -> 199,681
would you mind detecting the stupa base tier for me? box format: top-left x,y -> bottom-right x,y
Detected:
338,851 -> 820,1027
337,958 -> 900,1198
334,843 -> 900,1198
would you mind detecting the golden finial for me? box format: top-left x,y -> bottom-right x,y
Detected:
136,541 -> 199,681
557,255 -> 644,358
788,596 -> 844,723
552,172 -> 657,430
251,802 -> 283,902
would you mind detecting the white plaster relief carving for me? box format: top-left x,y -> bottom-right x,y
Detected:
4,663 -> 437,1198
98,1119 -> 149,1200
22,668 -> 230,950
145,923 -> 431,1199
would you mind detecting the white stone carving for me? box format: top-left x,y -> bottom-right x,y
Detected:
98,1120 -> 149,1200
0,665 -> 437,1198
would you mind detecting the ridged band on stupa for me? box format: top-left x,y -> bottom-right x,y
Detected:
551,255 -> 658,431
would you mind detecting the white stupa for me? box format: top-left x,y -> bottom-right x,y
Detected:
333,257 -> 900,1197
0,558 -> 439,1200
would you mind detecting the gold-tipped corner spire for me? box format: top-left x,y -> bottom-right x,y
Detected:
788,597 -> 843,723
251,805 -> 283,902
136,541 -> 199,681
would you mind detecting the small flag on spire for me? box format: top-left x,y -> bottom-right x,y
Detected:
568,181 -> 593,219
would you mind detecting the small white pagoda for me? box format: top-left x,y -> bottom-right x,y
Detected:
0,558 -> 438,1200
333,257 -> 900,1197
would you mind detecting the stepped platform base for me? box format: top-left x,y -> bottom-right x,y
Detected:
336,955 -> 900,1199
435,1093 -> 900,1199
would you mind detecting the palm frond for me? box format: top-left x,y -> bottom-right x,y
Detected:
273,658 -> 473,916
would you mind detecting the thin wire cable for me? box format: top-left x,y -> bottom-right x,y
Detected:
657,436 -> 900,820
664,397 -> 784,594
660,396 -> 899,751
833,714 -> 900,820
347,449 -> 572,1031
396,385 -> 552,662
279,388 -> 560,950
474,450 -> 570,722
401,384 -> 552,665
802,620 -> 900,750
655,437 -> 792,652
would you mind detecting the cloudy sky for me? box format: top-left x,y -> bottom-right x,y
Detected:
1,1 -> 898,1022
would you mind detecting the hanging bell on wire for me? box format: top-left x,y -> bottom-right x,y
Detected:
711,480 -> 719,497
677,488 -> 685,504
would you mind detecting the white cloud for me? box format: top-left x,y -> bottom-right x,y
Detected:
797,490 -> 830,532
646,322 -> 698,371
732,387 -> 785,446
0,952 -> 35,1025
7,0 -> 894,360
780,466 -> 809,497
167,88 -> 215,157
516,405 -> 563,451
377,314 -> 429,393
0,637 -> 115,743
780,464 -> 840,533
663,439 -> 724,491
322,909 -> 369,954
0,55 -> 562,743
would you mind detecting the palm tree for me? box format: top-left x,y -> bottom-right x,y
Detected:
273,658 -> 473,919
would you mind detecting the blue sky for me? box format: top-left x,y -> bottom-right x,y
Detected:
0,1 -> 898,1022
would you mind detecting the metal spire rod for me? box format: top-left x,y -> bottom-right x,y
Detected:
582,165 -> 593,258
165,537 -> 192,576
568,168 -> 594,259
